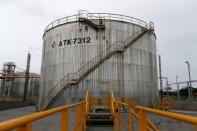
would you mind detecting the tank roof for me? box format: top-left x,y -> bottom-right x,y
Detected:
44,10 -> 153,35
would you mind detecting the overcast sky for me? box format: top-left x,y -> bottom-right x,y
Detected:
0,0 -> 196,86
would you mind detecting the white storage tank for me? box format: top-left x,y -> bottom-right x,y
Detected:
39,11 -> 158,109
12,72 -> 40,102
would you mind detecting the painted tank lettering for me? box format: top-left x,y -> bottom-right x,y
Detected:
73,38 -> 77,44
58,41 -> 62,47
52,41 -> 56,48
78,38 -> 82,44
63,40 -> 67,45
67,39 -> 72,45
86,37 -> 90,43
51,37 -> 91,48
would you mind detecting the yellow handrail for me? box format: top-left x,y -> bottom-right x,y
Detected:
0,91 -> 90,131
112,97 -> 197,131
136,106 -> 197,131
113,100 -> 159,131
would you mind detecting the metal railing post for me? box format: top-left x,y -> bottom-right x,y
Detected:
139,109 -> 147,131
83,103 -> 86,131
61,109 -> 68,131
129,109 -> 132,131
118,103 -> 121,131
195,124 -> 197,131
16,123 -> 32,131
76,105 -> 80,131
113,104 -> 117,131
76,104 -> 83,131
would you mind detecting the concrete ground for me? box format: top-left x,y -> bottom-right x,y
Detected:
0,106 -> 36,122
0,106 -> 196,131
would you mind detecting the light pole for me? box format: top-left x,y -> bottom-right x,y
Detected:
161,77 -> 169,97
185,61 -> 192,99
158,55 -> 163,100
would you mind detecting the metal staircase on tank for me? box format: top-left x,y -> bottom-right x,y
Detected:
39,21 -> 154,110
79,17 -> 105,30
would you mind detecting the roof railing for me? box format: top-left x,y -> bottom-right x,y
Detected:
44,11 -> 150,35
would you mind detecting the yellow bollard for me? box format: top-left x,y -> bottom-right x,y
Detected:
61,109 -> 68,131
139,109 -> 147,131
16,123 -> 32,131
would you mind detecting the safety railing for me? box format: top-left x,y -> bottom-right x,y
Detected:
40,27 -> 151,110
136,106 -> 197,131
114,100 -> 159,131
0,91 -> 89,131
109,90 -> 115,114
109,91 -> 158,131
44,10 -> 149,34
110,90 -> 197,131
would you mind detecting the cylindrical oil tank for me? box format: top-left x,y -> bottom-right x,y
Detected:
12,72 -> 40,102
40,11 -> 158,108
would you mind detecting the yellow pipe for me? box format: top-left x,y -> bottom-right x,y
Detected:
0,101 -> 85,131
136,106 -> 197,125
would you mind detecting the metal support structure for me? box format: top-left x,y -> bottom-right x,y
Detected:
176,76 -> 180,99
0,62 -> 16,97
185,61 -> 193,99
23,53 -> 31,101
160,77 -> 169,97
158,55 -> 163,100
187,81 -> 191,100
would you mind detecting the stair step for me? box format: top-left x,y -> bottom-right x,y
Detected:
87,119 -> 113,125
87,113 -> 113,118
87,113 -> 114,125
